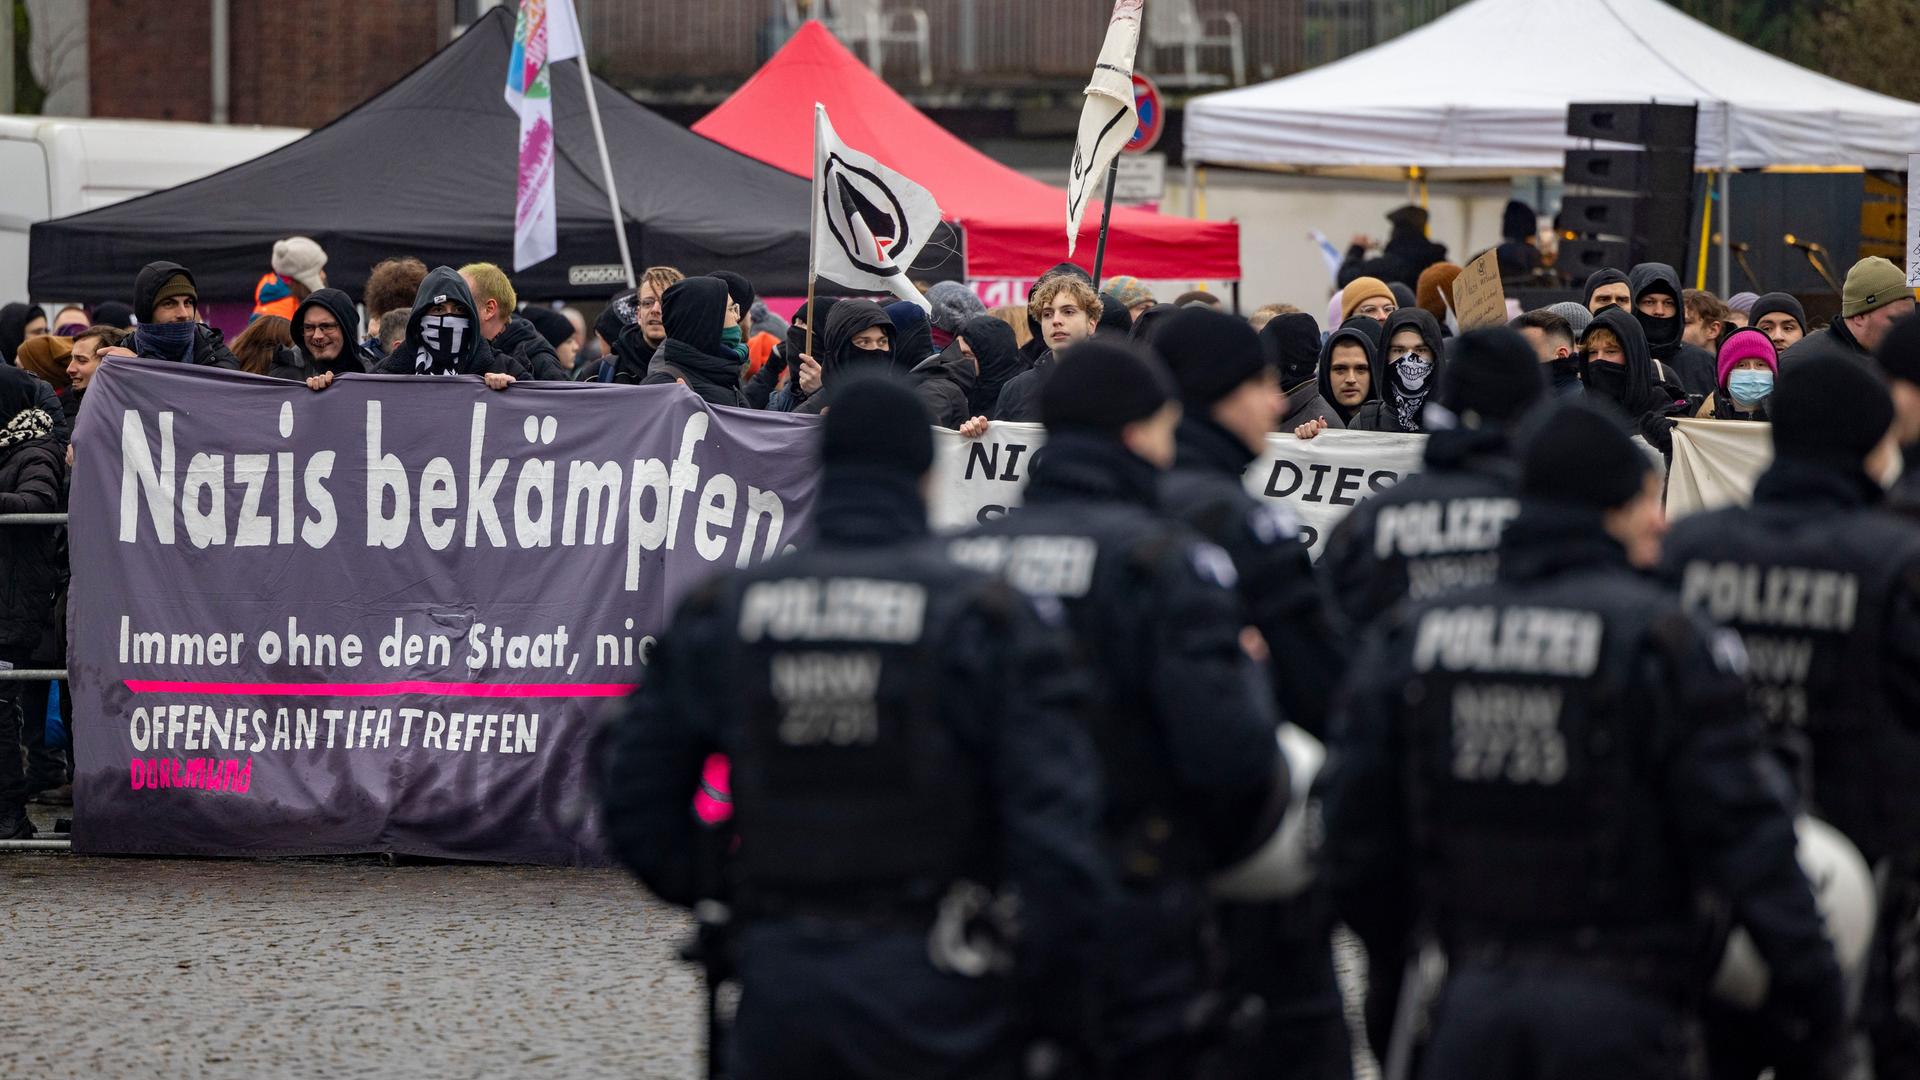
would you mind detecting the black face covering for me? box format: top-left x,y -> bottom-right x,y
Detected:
1547,354 -> 1580,382
417,314 -> 471,374
846,344 -> 893,374
1584,360 -> 1629,403
1633,292 -> 1681,349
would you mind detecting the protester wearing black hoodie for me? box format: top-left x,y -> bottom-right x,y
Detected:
1314,321 -> 1380,427
956,315 -> 1020,420
129,261 -> 240,370
1629,262 -> 1716,398
908,332 -> 977,428
1494,199 -> 1542,280
883,300 -> 937,372
270,288 -> 377,382
795,300 -> 894,416
1348,307 -> 1446,433
492,316 -> 571,382
638,277 -> 745,407
1262,312 -> 1340,430
374,267 -> 527,380
0,303 -> 41,364
1578,305 -> 1688,454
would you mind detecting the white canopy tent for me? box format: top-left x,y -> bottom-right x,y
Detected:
1184,0 -> 1920,176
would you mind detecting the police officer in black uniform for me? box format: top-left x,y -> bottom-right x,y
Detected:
1150,307 -> 1352,1079
601,377 -> 1109,1080
1324,398 -> 1846,1080
949,342 -> 1287,1079
1662,353 -> 1920,1079
1320,327 -> 1545,632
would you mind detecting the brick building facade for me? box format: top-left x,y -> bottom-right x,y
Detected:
88,0 -> 450,128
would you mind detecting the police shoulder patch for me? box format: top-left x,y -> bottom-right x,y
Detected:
1248,503 -> 1302,546
1187,542 -> 1240,589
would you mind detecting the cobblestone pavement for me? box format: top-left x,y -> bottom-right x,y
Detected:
4,800 -> 1378,1080
0,851 -> 703,1080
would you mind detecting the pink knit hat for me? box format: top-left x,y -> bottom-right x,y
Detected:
1716,326 -> 1778,389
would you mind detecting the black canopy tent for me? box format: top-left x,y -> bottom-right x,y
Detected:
29,7 -> 850,303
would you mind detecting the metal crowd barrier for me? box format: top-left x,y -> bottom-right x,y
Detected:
0,511 -> 70,850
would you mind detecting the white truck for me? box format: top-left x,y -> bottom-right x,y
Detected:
0,115 -> 304,303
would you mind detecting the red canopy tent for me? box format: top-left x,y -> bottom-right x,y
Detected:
694,23 -> 1240,283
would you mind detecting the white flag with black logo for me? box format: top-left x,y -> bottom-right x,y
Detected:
1066,0 -> 1141,255
812,103 -> 941,311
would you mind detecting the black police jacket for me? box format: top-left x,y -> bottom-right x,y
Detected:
1324,503 -> 1844,1036
1161,416 -> 1347,735
1319,425 -> 1519,634
1662,456 -> 1920,865
951,432 -> 1284,873
601,468 -> 1105,979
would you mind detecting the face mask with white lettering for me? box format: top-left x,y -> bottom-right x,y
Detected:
416,314 -> 471,374
1727,369 -> 1774,408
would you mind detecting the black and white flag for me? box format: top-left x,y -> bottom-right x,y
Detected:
1066,0 -> 1141,255
812,103 -> 941,310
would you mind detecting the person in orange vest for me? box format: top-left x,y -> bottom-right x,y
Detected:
251,236 -> 328,322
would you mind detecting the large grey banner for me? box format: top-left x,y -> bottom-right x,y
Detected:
69,360 -> 818,864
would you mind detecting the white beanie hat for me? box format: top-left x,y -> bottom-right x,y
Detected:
272,236 -> 328,292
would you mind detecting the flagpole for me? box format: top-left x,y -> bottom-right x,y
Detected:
806,104 -> 823,362
1091,156 -> 1120,290
567,0 -> 636,290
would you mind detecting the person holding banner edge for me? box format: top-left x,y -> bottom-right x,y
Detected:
601,376 -> 1107,1080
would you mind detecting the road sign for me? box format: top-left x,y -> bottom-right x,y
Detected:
1112,153 -> 1166,205
1124,73 -> 1163,155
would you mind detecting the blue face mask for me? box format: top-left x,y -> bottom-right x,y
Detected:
1728,368 -> 1774,407
134,319 -> 197,364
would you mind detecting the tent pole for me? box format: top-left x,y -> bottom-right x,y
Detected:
1092,157 -> 1120,290
1718,106 -> 1731,297
570,0 -> 637,290
1185,160 -> 1198,218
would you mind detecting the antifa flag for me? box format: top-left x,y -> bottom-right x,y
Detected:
1066,0 -> 1142,255
811,103 -> 941,310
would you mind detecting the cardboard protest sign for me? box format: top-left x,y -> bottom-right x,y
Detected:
1453,248 -> 1508,329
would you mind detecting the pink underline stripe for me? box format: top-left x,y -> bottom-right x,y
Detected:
124,680 -> 637,698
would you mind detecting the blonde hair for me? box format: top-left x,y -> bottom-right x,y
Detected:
458,262 -> 517,316
640,265 -> 685,301
989,305 -> 1032,348
1030,275 -> 1103,326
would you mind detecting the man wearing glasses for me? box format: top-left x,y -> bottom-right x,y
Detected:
270,288 -> 380,384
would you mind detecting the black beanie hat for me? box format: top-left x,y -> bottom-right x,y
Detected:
1875,308 -> 1920,385
525,306 -> 576,349
821,375 -> 934,478
1770,353 -> 1894,468
1389,282 -> 1417,309
708,270 -> 755,316
1518,399 -> 1650,509
93,300 -> 135,329
1440,327 -> 1547,423
1040,340 -> 1177,434
1152,308 -> 1268,410
1096,291 -> 1134,337
1260,312 -> 1323,388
